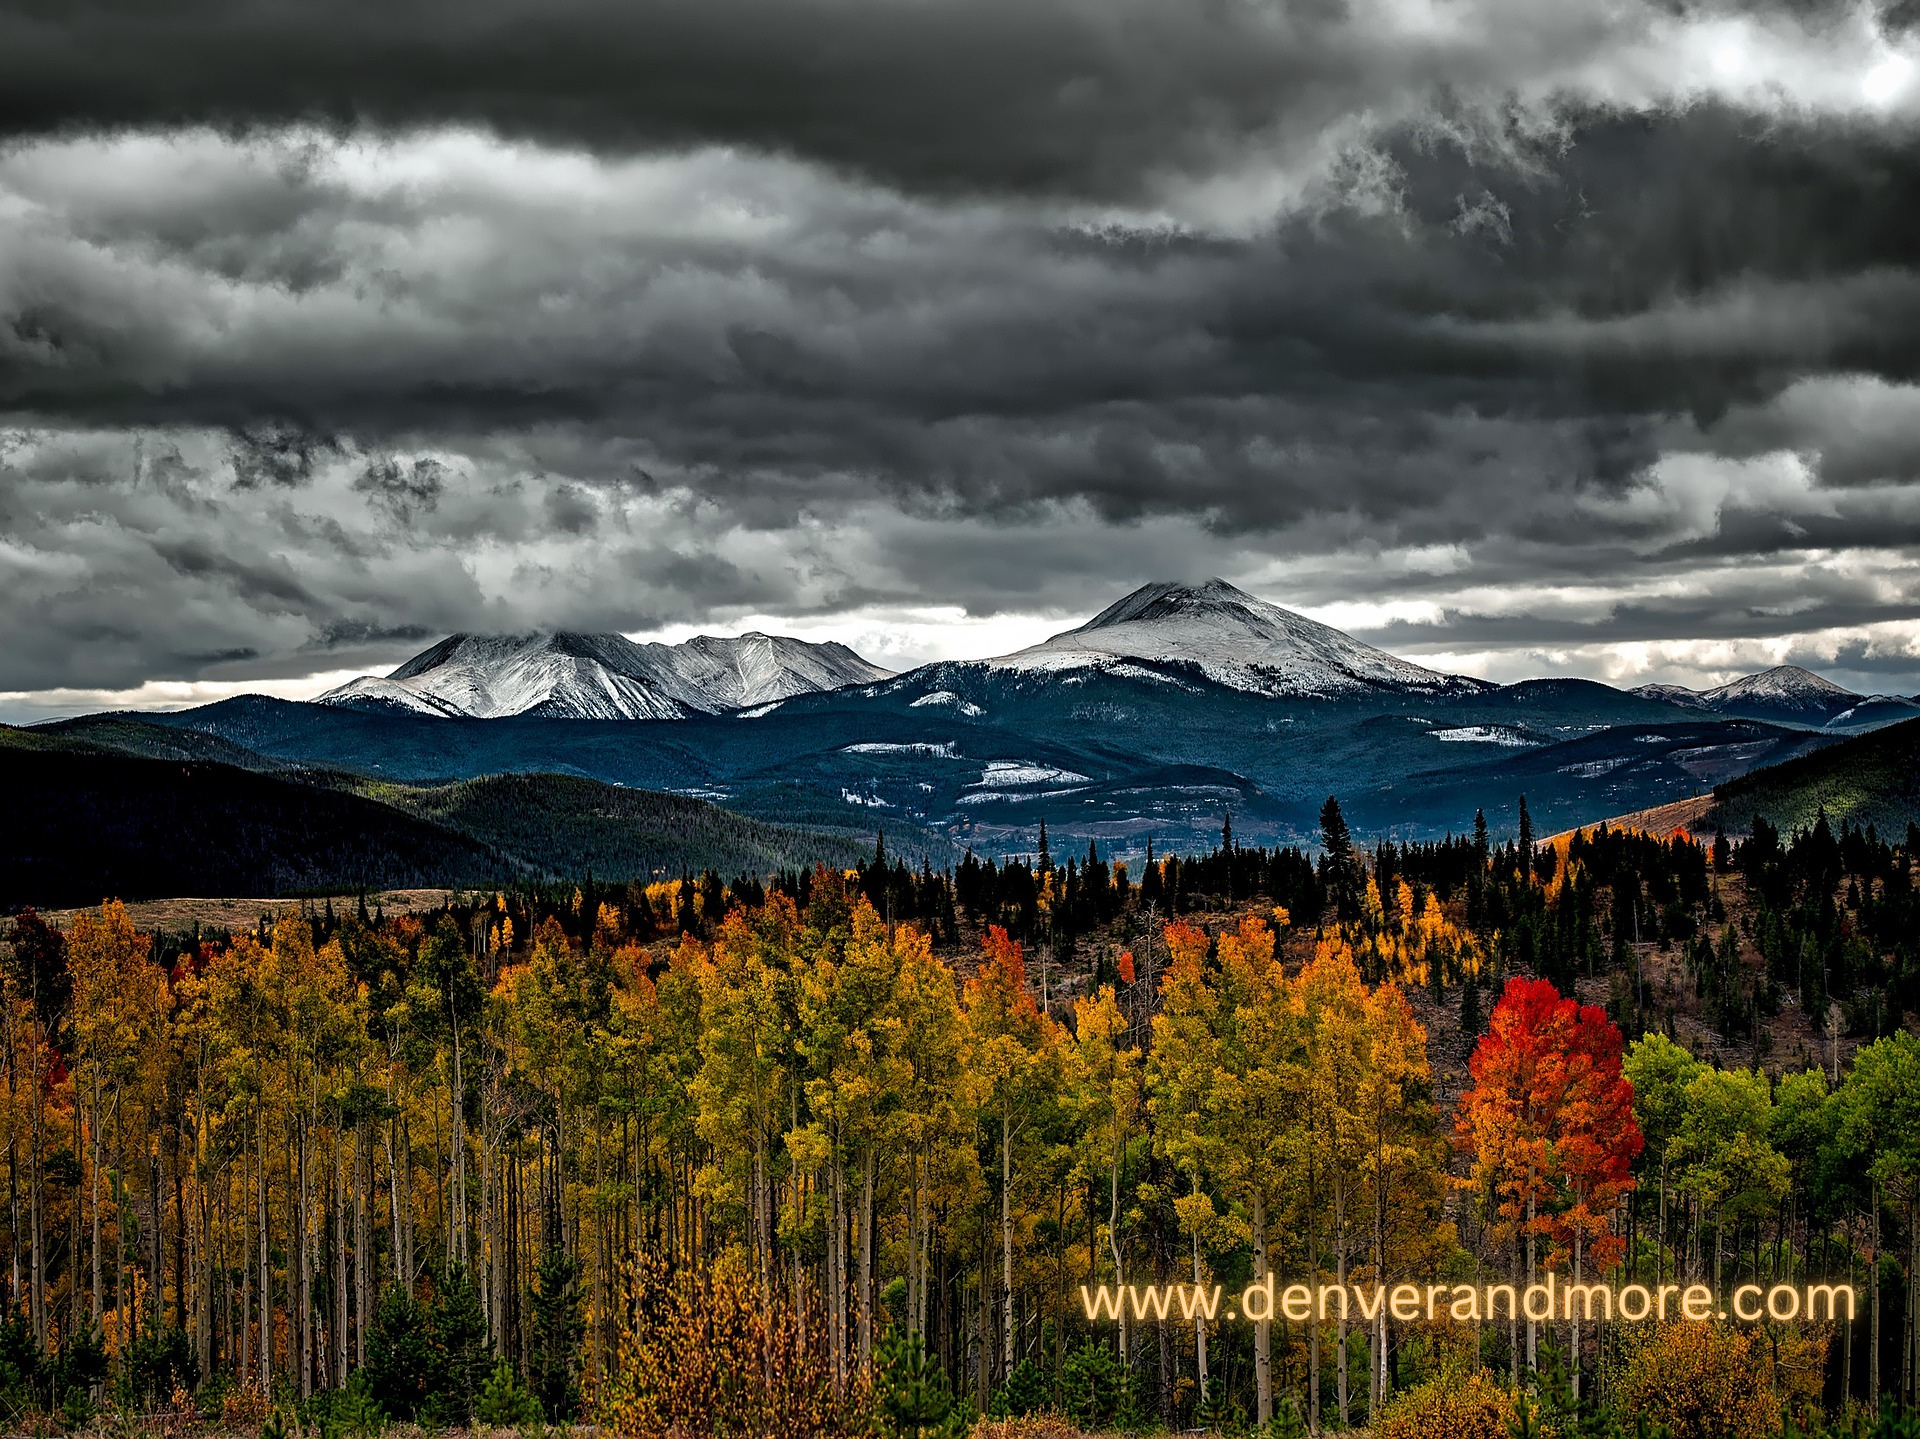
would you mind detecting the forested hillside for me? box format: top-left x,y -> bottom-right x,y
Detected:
0,724 -> 908,906
1712,717 -> 1920,838
0,745 -> 518,908
0,800 -> 1913,1436
381,770 -> 876,877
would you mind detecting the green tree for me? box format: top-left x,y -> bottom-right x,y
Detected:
1320,796 -> 1361,920
474,1359 -> 544,1429
527,1216 -> 585,1422
874,1328 -> 964,1439
1625,1033 -> 1705,1286
429,1263 -> 491,1426
365,1286 -> 435,1420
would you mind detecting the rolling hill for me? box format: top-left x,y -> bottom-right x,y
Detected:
0,723 -> 910,908
377,771 -> 877,878
0,740 -> 519,908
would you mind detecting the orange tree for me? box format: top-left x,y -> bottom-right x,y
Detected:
1455,977 -> 1641,1380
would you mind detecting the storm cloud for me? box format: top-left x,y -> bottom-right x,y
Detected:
4,0 -> 1920,715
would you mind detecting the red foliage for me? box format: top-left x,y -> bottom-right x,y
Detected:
1456,976 -> 1642,1271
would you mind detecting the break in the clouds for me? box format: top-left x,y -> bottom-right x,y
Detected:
5,0 -> 1920,719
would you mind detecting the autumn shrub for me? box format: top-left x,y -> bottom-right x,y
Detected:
597,1254 -> 870,1439
969,1417 -> 1088,1439
1376,1367 -> 1519,1439
219,1381 -> 271,1430
1612,1324 -> 1780,1439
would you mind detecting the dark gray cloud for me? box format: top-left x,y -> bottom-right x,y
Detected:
1,0 -> 1849,203
3,0 -> 1920,711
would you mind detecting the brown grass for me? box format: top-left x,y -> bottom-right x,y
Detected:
39,888 -> 453,935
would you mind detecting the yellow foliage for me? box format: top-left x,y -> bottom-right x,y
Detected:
1377,1369 -> 1519,1439
1613,1324 -> 1783,1439
971,1419 -> 1090,1439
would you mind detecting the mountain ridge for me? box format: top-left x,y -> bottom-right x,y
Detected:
321,629 -> 892,720
1630,663 -> 1919,730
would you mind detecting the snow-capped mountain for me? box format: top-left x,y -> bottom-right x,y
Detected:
319,631 -> 891,720
1628,682 -> 1710,710
1632,665 -> 1862,727
982,579 -> 1485,698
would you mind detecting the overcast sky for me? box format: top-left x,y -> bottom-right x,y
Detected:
5,0 -> 1920,720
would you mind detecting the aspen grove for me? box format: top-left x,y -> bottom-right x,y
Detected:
0,806 -> 1916,1435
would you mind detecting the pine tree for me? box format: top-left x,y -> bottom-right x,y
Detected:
527,1211 -> 585,1422
474,1359 -> 544,1429
365,1286 -> 435,1420
1319,796 -> 1359,920
429,1263 -> 491,1426
875,1328 -> 963,1438
1461,967 -> 1482,1037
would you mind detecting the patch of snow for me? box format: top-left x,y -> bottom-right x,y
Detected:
909,690 -> 985,715
956,786 -> 1090,806
841,741 -> 959,757
841,788 -> 894,808
968,761 -> 1091,788
1559,757 -> 1632,777
1429,725 -> 1536,747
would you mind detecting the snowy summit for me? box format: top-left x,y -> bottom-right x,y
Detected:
1632,664 -> 1863,726
986,579 -> 1483,697
319,631 -> 892,720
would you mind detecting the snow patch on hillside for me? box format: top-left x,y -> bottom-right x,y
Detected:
910,690 -> 985,715
1429,725 -> 1535,746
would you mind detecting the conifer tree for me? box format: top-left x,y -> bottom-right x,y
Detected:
528,1209 -> 585,1421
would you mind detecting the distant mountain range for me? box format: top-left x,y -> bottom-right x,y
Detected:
320,630 -> 891,719
316,581 -> 1907,726
39,578 -> 1920,863
1629,666 -> 1920,728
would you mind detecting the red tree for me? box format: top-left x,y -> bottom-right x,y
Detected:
1456,977 -> 1642,1274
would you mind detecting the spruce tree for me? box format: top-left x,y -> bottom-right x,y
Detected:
1318,795 -> 1359,920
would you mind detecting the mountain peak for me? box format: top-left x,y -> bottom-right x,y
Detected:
1633,663 -> 1861,726
993,579 -> 1483,698
1069,578 -> 1261,633
1703,664 -> 1857,702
